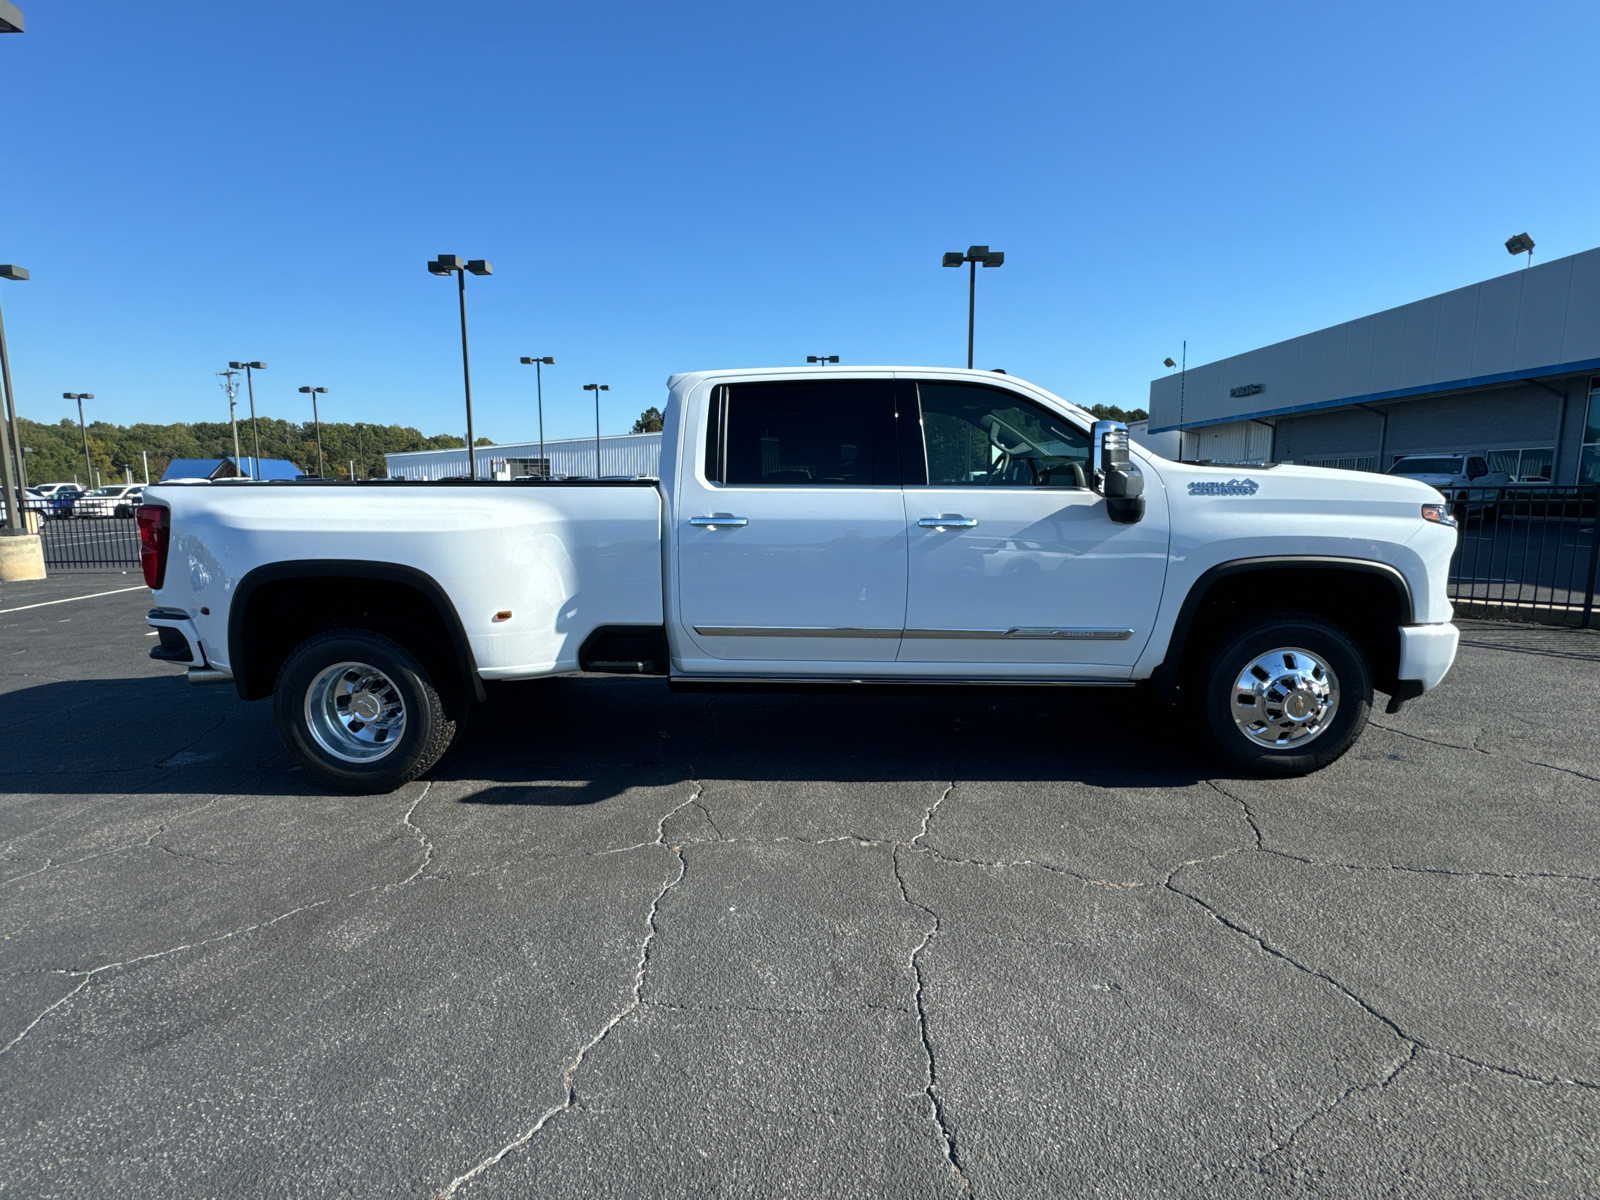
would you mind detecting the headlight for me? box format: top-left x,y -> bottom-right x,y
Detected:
1421,503 -> 1457,528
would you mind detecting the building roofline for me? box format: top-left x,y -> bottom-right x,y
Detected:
1149,354 -> 1600,433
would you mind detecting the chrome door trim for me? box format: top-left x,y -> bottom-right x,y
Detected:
689,515 -> 748,527
916,515 -> 979,528
693,626 -> 902,638
902,627 -> 1135,641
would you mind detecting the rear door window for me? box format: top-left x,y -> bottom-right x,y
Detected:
714,380 -> 899,486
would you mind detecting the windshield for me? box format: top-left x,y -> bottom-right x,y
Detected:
1389,457 -> 1463,475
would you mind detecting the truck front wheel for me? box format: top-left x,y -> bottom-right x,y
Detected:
1201,613 -> 1372,776
273,629 -> 456,794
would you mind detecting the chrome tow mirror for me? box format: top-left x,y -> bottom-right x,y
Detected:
1091,420 -> 1145,524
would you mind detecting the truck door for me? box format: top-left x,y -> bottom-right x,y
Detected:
676,378 -> 908,664
898,380 -> 1168,675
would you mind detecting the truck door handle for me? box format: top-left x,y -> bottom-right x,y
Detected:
917,516 -> 978,529
690,515 -> 748,528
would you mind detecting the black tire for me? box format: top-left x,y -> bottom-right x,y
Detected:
1200,612 -> 1372,776
273,628 -> 456,794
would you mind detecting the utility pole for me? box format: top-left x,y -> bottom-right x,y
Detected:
142,450 -> 149,484
1179,340 -> 1187,462
218,368 -> 243,473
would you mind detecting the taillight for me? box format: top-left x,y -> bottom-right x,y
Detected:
137,504 -> 170,589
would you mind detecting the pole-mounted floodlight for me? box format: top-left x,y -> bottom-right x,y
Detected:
1163,357 -> 1177,369
806,355 -> 840,364
0,3 -> 24,34
227,361 -> 267,478
298,386 -> 330,477
64,393 -> 96,488
941,244 -> 1005,368
429,255 -> 494,478
1505,232 -> 1535,268
0,264 -> 29,530
520,356 -> 556,478
583,383 -> 609,479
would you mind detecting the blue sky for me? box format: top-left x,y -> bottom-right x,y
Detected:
2,0 -> 1596,444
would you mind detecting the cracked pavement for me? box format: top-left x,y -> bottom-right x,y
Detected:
2,574 -> 1598,1198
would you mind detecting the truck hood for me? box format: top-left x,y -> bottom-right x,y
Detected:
1146,459 -> 1446,507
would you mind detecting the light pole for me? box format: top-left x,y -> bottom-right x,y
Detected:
228,362 -> 266,478
519,356 -> 555,478
428,254 -> 493,480
298,386 -> 329,476
806,355 -> 839,365
64,393 -> 95,488
0,264 -> 29,531
583,383 -> 609,479
1506,232 -> 1535,269
941,245 -> 1005,369
1164,342 -> 1189,461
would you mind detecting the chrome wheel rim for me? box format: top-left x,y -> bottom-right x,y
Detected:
304,661 -> 407,763
1231,646 -> 1339,749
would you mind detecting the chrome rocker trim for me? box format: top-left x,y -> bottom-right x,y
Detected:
694,626 -> 1135,641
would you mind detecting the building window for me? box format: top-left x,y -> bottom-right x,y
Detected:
1303,454 -> 1380,472
1582,379 -> 1600,485
506,457 -> 551,479
1489,448 -> 1554,482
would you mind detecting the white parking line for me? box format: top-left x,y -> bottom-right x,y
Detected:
0,585 -> 149,615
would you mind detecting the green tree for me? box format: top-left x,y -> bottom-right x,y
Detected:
1086,403 -> 1149,423
632,407 -> 664,434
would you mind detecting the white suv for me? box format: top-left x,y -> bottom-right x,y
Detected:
72,484 -> 145,518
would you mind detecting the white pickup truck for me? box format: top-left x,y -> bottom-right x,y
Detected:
137,367 -> 1461,793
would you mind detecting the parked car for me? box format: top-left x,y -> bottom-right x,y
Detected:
142,366 -> 1462,793
73,484 -> 145,518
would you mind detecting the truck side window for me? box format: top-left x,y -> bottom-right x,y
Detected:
916,383 -> 1091,488
720,381 -> 898,486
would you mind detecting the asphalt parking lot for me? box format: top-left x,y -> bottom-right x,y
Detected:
2,574 -> 1597,1198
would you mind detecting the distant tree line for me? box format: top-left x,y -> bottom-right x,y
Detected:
1085,403 -> 1148,423
15,415 -> 476,486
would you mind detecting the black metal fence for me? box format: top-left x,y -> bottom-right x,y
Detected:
38,515 -> 143,570
1447,485 -> 1598,626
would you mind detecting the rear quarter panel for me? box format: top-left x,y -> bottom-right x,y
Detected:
149,484 -> 664,678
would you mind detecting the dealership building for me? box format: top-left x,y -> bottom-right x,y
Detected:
1147,246 -> 1600,484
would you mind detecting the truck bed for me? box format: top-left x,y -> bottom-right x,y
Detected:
152,480 -> 664,680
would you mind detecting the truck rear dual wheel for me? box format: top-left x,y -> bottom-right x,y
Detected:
1201,613 -> 1372,776
273,629 -> 458,794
